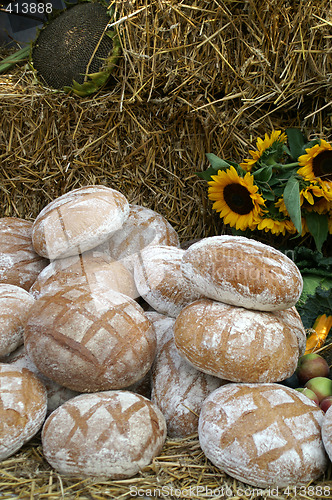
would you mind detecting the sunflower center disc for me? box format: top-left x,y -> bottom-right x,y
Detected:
223,183 -> 254,215
312,150 -> 332,182
32,2 -> 114,89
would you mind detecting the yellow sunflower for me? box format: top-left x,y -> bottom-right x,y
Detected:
257,217 -> 297,236
240,130 -> 287,171
297,139 -> 332,188
275,183 -> 332,217
208,166 -> 266,231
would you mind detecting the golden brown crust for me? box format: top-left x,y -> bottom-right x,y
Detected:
181,236 -> 303,311
24,286 -> 156,392
174,298 -> 301,383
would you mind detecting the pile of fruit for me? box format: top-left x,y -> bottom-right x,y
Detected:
0,183 -> 332,489
284,353 -> 332,412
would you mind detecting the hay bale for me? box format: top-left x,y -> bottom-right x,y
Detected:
0,0 -> 332,495
0,0 -> 331,242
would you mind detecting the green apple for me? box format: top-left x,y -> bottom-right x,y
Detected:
295,387 -> 319,406
305,377 -> 332,403
296,353 -> 330,385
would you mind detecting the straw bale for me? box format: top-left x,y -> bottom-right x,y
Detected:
0,0 -> 331,242
0,0 -> 331,496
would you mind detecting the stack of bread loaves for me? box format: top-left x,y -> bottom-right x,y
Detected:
163,235 -> 327,487
0,184 -> 184,478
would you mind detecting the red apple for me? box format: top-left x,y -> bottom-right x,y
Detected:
320,396 -> 332,413
295,387 -> 320,406
305,377 -> 332,403
296,353 -> 330,384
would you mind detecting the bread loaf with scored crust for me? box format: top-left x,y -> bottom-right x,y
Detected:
41,390 -> 167,479
32,185 -> 130,260
181,235 -> 303,311
24,286 -> 156,392
99,204 -> 180,273
0,217 -> 48,290
0,364 -> 47,460
1,345 -> 79,414
134,245 -> 203,317
29,250 -> 137,300
198,383 -> 327,487
0,284 -> 35,357
151,327 -> 226,437
174,298 -> 305,383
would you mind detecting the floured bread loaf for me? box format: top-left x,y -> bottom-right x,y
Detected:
0,364 -> 47,460
134,245 -> 203,318
32,185 -> 130,260
151,328 -> 225,437
24,286 -> 156,392
0,284 -> 35,357
30,250 -> 137,300
198,383 -> 327,488
0,217 -> 48,290
42,390 -> 167,478
1,345 -> 79,414
99,204 -> 180,272
277,306 -> 307,356
174,298 -> 304,383
125,313 -> 176,399
181,235 -> 303,311
321,406 -> 332,462
145,311 -> 175,354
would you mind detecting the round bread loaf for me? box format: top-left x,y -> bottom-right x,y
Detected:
99,204 -> 180,273
173,298 -> 303,383
0,217 -> 48,290
124,313 -> 176,399
29,250 -> 137,300
134,245 -> 203,318
277,306 -> 307,356
0,284 -> 35,357
151,328 -> 225,438
32,185 -> 130,260
321,406 -> 332,462
1,345 -> 79,414
198,383 -> 327,488
24,286 -> 156,392
42,390 -> 167,478
181,235 -> 303,311
145,311 -> 175,354
0,364 -> 47,460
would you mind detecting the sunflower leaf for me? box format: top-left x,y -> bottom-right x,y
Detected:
305,211 -> 329,253
195,167 -> 220,181
285,128 -> 306,160
283,176 -> 302,233
205,153 -> 231,171
252,166 -> 273,182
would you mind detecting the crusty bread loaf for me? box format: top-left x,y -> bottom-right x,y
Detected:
134,245 -> 203,317
42,390 -> 167,478
199,383 -> 327,488
1,345 -> 79,414
99,204 -> 180,272
321,406 -> 332,462
181,235 -> 303,311
124,313 -> 176,399
174,298 -> 303,383
24,286 -> 156,392
30,250 -> 137,300
277,306 -> 307,356
0,364 -> 47,460
32,185 -> 130,260
0,217 -> 48,290
0,284 -> 35,357
151,328 -> 225,438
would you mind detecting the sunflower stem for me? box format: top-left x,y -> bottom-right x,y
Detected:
274,162 -> 299,169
